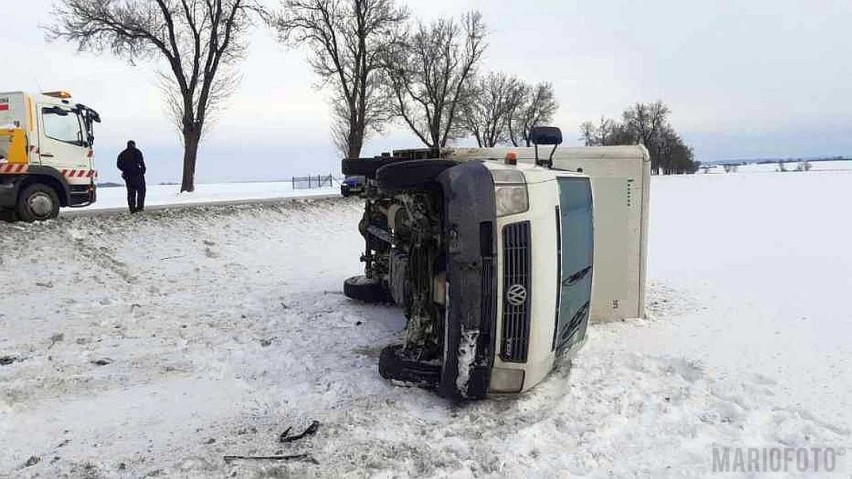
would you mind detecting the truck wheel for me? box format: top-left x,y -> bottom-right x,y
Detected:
16,184 -> 60,222
379,344 -> 441,388
343,275 -> 394,303
375,160 -> 458,194
341,158 -> 395,178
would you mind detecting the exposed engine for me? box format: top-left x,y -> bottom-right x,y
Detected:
362,191 -> 446,362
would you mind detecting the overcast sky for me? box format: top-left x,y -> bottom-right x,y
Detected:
4,0 -> 852,183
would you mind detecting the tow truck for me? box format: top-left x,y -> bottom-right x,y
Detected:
341,127 -> 650,399
0,91 -> 100,221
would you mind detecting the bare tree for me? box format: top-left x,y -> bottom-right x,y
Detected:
506,82 -> 558,147
622,101 -> 670,174
578,101 -> 697,174
48,0 -> 262,192
622,101 -> 669,149
383,11 -> 486,149
579,121 -> 596,146
580,116 -> 620,146
272,0 -> 407,159
459,72 -> 523,147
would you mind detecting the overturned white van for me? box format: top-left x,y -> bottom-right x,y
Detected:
341,128 -> 650,399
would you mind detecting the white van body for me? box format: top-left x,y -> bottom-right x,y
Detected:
448,145 -> 651,322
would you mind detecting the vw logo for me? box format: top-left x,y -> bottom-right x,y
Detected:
506,284 -> 528,306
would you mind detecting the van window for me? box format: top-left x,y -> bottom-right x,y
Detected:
554,176 -> 594,354
43,108 -> 82,145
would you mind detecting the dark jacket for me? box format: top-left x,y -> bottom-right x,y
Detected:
117,147 -> 146,178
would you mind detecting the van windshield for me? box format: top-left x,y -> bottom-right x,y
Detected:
554,176 -> 594,354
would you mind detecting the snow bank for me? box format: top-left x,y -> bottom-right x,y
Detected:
86,181 -> 339,211
2,171 -> 851,477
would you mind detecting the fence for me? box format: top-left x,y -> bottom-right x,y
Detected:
292,174 -> 335,190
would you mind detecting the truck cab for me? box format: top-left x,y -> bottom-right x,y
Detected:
342,127 -> 623,399
0,91 -> 101,221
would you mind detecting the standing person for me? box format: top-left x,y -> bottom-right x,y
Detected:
116,140 -> 147,213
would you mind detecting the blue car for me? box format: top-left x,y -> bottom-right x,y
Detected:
341,175 -> 365,197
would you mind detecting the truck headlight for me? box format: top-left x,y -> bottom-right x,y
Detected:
492,170 -> 528,217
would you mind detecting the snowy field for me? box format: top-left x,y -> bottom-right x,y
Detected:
82,181 -> 339,211
700,159 -> 852,174
2,170 -> 851,477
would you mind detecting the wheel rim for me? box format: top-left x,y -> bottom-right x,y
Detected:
28,192 -> 54,218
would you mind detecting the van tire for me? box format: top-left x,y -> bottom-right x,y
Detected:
16,184 -> 60,222
375,160 -> 457,194
343,275 -> 393,303
341,158 -> 394,178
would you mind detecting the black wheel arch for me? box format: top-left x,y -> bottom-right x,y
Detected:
375,159 -> 458,194
16,166 -> 72,207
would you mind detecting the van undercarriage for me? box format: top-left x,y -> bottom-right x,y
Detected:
347,159 -> 498,399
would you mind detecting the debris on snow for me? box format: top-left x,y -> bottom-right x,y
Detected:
279,420 -> 320,443
48,333 -> 64,348
0,355 -> 18,366
222,454 -> 317,465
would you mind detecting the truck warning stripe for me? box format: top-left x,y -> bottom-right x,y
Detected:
60,169 -> 98,179
0,164 -> 28,174
0,165 -> 97,178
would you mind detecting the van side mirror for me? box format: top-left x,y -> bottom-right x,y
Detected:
530,126 -> 562,168
530,126 -> 563,146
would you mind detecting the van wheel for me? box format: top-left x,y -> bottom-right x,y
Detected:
341,157 -> 395,178
16,184 -> 60,222
343,275 -> 394,303
375,160 -> 457,194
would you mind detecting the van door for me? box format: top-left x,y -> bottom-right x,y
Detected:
38,105 -> 88,174
554,176 -> 594,355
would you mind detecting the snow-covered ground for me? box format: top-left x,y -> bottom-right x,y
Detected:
700,159 -> 852,174
82,181 -> 339,211
2,171 -> 851,477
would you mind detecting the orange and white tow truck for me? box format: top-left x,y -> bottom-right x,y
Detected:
0,91 -> 100,221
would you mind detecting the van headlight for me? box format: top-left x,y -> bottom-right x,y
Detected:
490,368 -> 525,393
492,170 -> 528,217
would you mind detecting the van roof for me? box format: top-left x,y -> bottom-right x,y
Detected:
448,145 -> 650,163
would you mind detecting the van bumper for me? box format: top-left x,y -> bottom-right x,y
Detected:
437,161 -> 498,399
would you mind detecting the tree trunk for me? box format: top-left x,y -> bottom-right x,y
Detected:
347,124 -> 364,159
181,131 -> 201,193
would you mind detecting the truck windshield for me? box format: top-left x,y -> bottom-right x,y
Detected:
554,176 -> 594,354
42,107 -> 83,145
